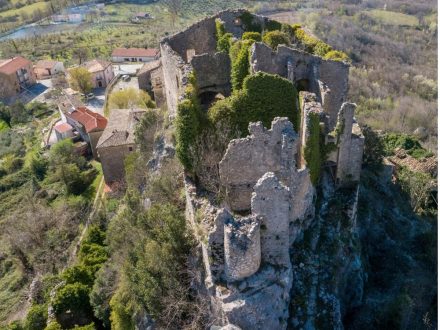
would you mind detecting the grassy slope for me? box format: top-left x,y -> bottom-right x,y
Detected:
0,1 -> 49,18
364,9 -> 419,26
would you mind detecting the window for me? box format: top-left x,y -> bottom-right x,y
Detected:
129,147 -> 133,151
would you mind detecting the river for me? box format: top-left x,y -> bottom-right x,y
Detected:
0,23 -> 82,41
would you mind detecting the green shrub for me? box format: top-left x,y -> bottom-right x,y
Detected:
242,31 -> 261,42
323,50 -> 350,62
43,322 -> 62,330
52,283 -> 92,316
215,18 -> 226,39
314,41 -> 333,57
29,154 -> 48,181
61,265 -> 94,287
231,40 -> 253,91
294,28 -> 319,53
262,30 -> 290,50
304,112 -> 321,185
73,323 -> 95,329
360,124 -> 385,169
79,243 -> 108,268
281,23 -> 295,38
382,133 -> 431,159
24,304 -> 47,330
83,225 -> 106,246
217,32 -> 233,53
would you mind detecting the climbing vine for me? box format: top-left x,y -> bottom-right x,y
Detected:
304,112 -> 321,185
230,39 -> 253,91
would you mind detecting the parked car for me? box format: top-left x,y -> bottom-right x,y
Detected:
122,75 -> 131,82
86,93 -> 95,100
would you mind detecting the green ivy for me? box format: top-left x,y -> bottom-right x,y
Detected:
209,72 -> 299,135
304,112 -> 321,185
230,39 -> 253,91
217,32 -> 233,53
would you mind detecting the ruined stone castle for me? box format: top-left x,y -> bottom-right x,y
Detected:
147,9 -> 365,329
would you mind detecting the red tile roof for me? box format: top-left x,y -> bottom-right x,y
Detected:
82,59 -> 112,73
0,56 -> 32,75
35,60 -> 60,69
54,122 -> 73,134
67,107 -> 107,133
112,48 -> 158,58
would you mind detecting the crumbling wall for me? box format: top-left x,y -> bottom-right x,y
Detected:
191,52 -> 231,96
319,60 -> 349,130
159,42 -> 192,117
165,17 -> 217,62
224,216 -> 261,281
250,43 -> 349,129
335,103 -> 365,183
252,173 -> 291,267
219,118 -> 298,212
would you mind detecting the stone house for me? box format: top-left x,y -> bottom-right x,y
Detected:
111,48 -> 158,63
54,122 -> 74,141
81,59 -> 114,88
34,60 -> 65,80
0,56 -> 36,100
137,60 -> 160,93
65,106 -> 107,158
96,108 -> 145,184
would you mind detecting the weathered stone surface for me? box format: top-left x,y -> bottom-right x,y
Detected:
224,216 -> 261,281
252,172 -> 291,266
219,117 -> 298,212
335,103 -> 365,183
191,52 -> 231,96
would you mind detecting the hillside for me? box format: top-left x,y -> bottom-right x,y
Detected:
0,0 -> 437,329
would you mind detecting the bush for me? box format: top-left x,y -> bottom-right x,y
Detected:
61,265 -> 94,287
323,50 -> 350,62
52,283 -> 92,317
79,243 -> 108,268
262,30 -> 290,50
265,19 -> 282,31
382,133 -> 431,159
29,154 -> 48,180
44,322 -> 62,330
242,31 -> 261,42
314,41 -> 333,57
24,304 -> 47,330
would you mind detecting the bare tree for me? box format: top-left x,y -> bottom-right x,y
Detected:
163,0 -> 182,28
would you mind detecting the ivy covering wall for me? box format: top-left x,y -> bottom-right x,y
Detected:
303,112 -> 321,185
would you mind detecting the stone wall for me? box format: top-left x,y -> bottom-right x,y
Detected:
252,173 -> 291,266
335,103 -> 364,183
224,216 -> 261,281
98,144 -> 135,184
250,43 -> 349,129
191,52 -> 231,96
159,42 -> 192,117
219,118 -> 298,212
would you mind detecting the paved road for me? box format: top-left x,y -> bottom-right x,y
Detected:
113,76 -> 139,92
84,87 -> 106,116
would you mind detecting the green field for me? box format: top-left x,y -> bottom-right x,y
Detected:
364,9 -> 419,26
0,1 -> 49,18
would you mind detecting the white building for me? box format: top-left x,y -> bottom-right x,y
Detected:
111,48 -> 158,63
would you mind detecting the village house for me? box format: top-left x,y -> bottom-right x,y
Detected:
132,12 -> 152,22
0,56 -> 36,99
34,60 -> 65,80
137,60 -> 161,93
81,59 -> 114,88
97,108 -> 145,184
54,122 -> 74,141
111,48 -> 158,63
64,106 -> 107,158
